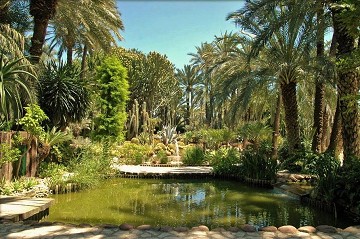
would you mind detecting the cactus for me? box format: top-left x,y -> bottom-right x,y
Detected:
127,99 -> 139,139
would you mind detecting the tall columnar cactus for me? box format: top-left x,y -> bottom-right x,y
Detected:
127,99 -> 140,139
141,101 -> 150,134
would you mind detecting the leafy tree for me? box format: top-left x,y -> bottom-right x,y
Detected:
37,60 -> 90,130
93,56 -> 129,141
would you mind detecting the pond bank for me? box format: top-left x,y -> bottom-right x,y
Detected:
1,221 -> 360,239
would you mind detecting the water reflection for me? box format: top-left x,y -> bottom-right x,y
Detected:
45,178 -> 354,228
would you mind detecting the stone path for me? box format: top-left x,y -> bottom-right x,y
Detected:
1,221 -> 360,239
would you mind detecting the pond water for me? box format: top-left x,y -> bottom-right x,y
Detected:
44,178 -> 355,229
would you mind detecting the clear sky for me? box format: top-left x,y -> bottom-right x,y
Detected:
116,1 -> 244,69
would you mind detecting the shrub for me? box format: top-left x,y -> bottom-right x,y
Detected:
241,144 -> 278,181
38,162 -> 68,188
209,148 -> 242,176
118,142 -> 152,165
183,146 -> 206,166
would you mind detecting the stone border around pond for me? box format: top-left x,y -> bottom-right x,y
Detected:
1,221 -> 360,239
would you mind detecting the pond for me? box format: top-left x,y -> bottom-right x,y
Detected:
43,178 -> 355,229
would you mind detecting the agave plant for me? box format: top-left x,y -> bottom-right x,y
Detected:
160,125 -> 177,145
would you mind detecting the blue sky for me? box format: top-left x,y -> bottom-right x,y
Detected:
116,1 -> 244,69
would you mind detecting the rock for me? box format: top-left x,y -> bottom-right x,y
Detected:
78,223 -> 92,228
212,227 -> 226,232
316,225 -> 337,233
344,226 -> 360,233
174,226 -> 189,232
260,226 -> 277,232
240,224 -> 256,232
298,226 -> 316,233
119,223 -> 134,230
289,175 -> 298,182
191,225 -> 209,231
228,227 -> 239,232
278,225 -> 298,234
160,225 -> 173,232
137,224 -> 152,230
100,224 -> 118,229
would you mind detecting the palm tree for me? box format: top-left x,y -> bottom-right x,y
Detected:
49,0 -> 124,65
331,2 -> 360,161
176,64 -> 202,127
228,1 -> 317,151
29,0 -> 58,63
0,54 -> 36,123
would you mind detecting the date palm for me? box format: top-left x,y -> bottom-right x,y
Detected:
331,2 -> 360,161
29,0 -> 58,63
49,0 -> 124,65
0,54 -> 36,122
228,0 -> 317,151
176,64 -> 203,127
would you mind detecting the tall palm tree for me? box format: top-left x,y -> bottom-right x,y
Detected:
29,0 -> 58,63
228,0 -> 317,151
49,0 -> 124,65
176,64 -> 202,127
331,2 -> 360,161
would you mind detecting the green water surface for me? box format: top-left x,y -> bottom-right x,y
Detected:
44,178 -> 355,228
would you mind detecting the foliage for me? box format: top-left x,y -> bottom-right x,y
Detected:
118,141 -> 152,165
0,54 -> 36,123
0,141 -> 20,167
38,61 -> 90,129
209,147 -> 242,176
155,150 -> 168,164
93,56 -> 129,141
160,125 -> 177,145
38,162 -> 68,188
0,177 -> 38,195
305,153 -> 340,202
183,146 -> 206,166
112,48 -> 181,125
335,156 -> 360,215
241,144 -> 278,181
237,121 -> 272,149
17,104 -> 48,141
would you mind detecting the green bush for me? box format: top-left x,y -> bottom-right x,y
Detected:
39,162 -> 68,188
241,144 -> 278,181
335,157 -> 360,215
118,142 -> 152,165
305,153 -> 340,202
209,147 -> 242,176
183,146 -> 206,166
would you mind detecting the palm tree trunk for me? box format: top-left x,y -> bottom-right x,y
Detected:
80,44 -> 88,80
185,90 -> 190,126
29,0 -> 58,63
271,93 -> 282,159
312,82 -> 325,152
332,7 -> 360,161
312,1 -> 325,153
280,81 -> 301,151
326,96 -> 343,157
